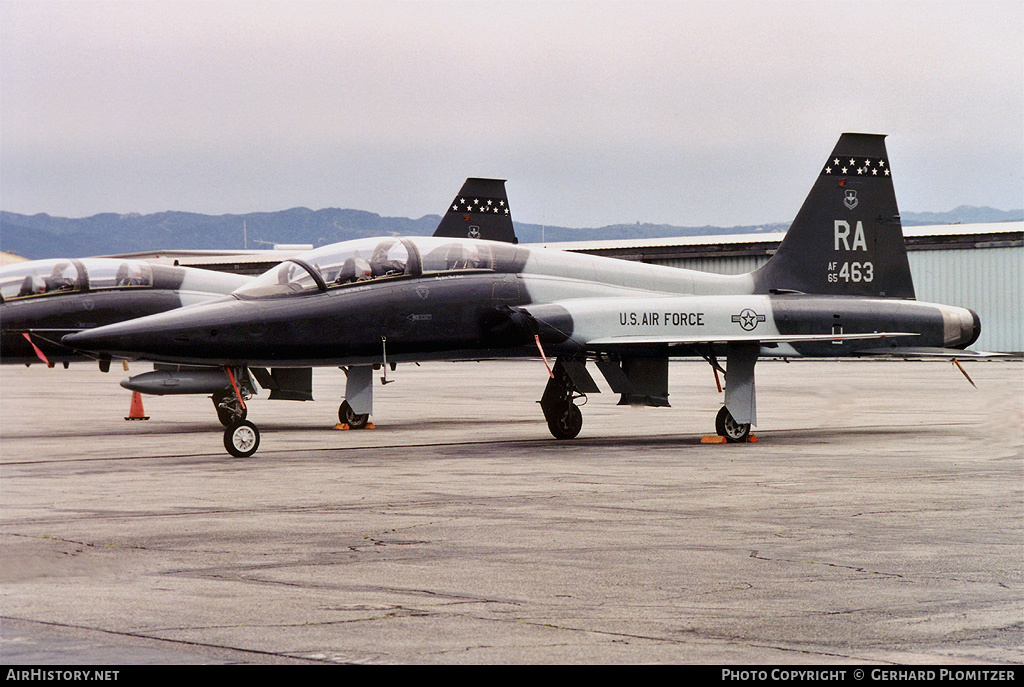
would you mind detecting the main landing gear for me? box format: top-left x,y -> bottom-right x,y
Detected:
704,343 -> 758,443
338,365 -> 374,429
540,359 -> 585,440
535,349 -> 759,444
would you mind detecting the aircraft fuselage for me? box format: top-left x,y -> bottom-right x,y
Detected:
60,237 -> 978,368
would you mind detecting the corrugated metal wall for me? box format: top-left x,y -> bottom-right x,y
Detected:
656,255 -> 768,276
649,247 -> 1023,353
908,247 -> 1023,353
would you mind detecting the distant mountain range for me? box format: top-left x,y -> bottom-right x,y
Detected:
1,205 -> 1020,261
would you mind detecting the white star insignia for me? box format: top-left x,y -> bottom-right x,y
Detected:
833,158 -> 840,165
842,166 -> 848,174
825,167 -> 832,174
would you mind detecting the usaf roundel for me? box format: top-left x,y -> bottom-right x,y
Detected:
732,309 -> 766,331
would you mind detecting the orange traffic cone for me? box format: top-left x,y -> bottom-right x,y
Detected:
125,391 -> 150,421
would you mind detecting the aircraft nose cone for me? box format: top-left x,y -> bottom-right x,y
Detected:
61,296 -> 245,362
62,318 -> 168,356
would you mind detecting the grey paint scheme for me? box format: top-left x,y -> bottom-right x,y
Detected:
62,135 -> 984,451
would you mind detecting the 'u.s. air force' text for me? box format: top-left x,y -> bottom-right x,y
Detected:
619,312 -> 705,326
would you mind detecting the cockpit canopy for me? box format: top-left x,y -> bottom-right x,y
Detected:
0,258 -> 154,302
235,237 -> 500,299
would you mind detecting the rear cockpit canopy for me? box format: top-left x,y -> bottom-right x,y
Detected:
0,258 -> 154,303
234,237 -> 501,299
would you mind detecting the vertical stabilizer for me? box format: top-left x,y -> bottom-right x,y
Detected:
753,133 -> 915,299
434,178 -> 517,243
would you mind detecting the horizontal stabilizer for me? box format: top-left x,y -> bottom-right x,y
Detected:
851,347 -> 1005,358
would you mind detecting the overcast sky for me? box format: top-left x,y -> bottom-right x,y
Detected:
2,0 -> 1021,228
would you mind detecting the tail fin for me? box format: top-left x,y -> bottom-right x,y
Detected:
433,178 -> 518,243
753,133 -> 915,299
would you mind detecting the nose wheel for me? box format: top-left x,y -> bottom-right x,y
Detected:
224,420 -> 260,457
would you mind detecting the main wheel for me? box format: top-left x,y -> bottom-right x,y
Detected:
547,402 -> 583,440
339,401 -> 369,429
224,420 -> 260,457
212,391 -> 247,427
715,406 -> 751,443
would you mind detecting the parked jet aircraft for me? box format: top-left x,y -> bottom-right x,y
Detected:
0,258 -> 249,367
0,180 -> 510,426
0,258 -> 265,422
64,134 -> 984,456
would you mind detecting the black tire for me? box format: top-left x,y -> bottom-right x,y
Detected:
715,406 -> 751,443
339,401 -> 369,429
212,392 -> 247,427
224,420 -> 260,458
547,402 -> 583,440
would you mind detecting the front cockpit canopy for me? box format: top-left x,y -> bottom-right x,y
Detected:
234,237 -> 498,299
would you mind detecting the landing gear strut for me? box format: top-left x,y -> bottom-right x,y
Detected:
540,359 -> 585,440
212,390 -> 247,427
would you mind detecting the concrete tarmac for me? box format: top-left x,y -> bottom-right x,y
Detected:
1,358 -> 1021,665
